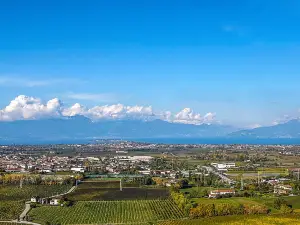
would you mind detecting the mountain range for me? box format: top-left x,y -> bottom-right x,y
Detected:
1,116 -> 300,144
230,119 -> 300,139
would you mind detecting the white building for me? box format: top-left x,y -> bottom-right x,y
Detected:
209,189 -> 235,198
114,156 -> 153,162
211,163 -> 236,171
71,167 -> 85,173
31,197 -> 38,203
139,170 -> 151,175
50,199 -> 60,206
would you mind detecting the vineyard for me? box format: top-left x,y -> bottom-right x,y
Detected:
0,223 -> 27,225
0,184 -> 73,201
66,181 -> 169,201
29,200 -> 185,224
159,214 -> 300,225
0,201 -> 24,221
0,184 -> 72,221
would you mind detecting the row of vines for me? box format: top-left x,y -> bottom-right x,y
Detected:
29,200 -> 185,224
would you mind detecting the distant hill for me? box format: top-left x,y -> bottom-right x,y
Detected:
229,119 -> 300,138
0,116 -> 238,144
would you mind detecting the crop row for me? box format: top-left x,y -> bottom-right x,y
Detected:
29,200 -> 185,224
0,184 -> 72,201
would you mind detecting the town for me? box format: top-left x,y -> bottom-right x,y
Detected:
1,142 -> 300,224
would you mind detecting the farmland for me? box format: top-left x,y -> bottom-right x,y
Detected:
0,184 -> 73,201
0,184 -> 72,220
159,214 -> 300,225
66,181 -> 169,201
0,201 -> 24,221
0,223 -> 27,225
28,200 -> 185,224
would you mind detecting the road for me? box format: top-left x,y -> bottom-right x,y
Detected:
18,185 -> 77,223
202,166 -> 234,184
19,202 -> 31,221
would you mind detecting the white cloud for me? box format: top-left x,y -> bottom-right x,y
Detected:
65,93 -> 116,102
0,76 -> 82,87
0,95 -> 217,125
84,104 -> 154,120
272,114 -> 295,126
172,108 -> 216,125
62,103 -> 86,117
247,124 -> 262,129
0,95 -> 62,121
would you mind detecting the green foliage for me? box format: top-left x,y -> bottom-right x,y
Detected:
159,214 -> 300,225
189,203 -> 268,219
0,184 -> 72,220
280,204 -> 293,214
170,190 -> 189,215
29,200 -> 185,224
0,201 -> 24,220
273,198 -> 288,210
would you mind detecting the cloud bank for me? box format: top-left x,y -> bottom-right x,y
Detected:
0,95 -> 217,125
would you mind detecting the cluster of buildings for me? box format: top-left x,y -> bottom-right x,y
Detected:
209,189 -> 236,198
0,149 -> 155,175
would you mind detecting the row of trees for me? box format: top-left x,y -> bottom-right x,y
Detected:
0,174 -> 81,185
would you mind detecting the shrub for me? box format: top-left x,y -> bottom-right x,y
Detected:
274,198 -> 288,210
280,204 -> 293,214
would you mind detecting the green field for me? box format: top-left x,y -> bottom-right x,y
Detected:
0,201 -> 24,221
158,214 -> 300,225
0,223 -> 27,225
189,196 -> 281,213
284,196 -> 300,209
29,200 -> 185,224
191,197 -> 264,205
0,184 -> 72,221
0,184 -> 72,201
66,181 -> 169,201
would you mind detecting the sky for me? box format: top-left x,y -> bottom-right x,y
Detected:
0,0 -> 300,127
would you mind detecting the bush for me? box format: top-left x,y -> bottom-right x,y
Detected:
274,198 -> 288,210
280,204 -> 293,214
190,203 -> 269,219
243,204 -> 269,215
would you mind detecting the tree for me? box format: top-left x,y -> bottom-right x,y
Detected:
274,198 -> 288,210
203,189 -> 209,197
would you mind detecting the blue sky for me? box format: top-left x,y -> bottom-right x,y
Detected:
0,0 -> 300,127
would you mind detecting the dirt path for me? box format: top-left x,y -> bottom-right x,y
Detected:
18,185 -> 77,223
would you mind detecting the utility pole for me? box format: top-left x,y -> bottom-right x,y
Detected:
240,174 -> 244,191
172,158 -> 174,170
20,178 -> 23,189
120,178 -> 123,191
298,169 -> 299,181
257,171 -> 260,190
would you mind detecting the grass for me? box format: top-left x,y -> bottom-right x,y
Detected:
191,197 -> 263,206
29,200 -> 185,224
158,214 -> 300,225
189,197 -> 280,213
180,187 -> 209,196
284,195 -> 300,209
